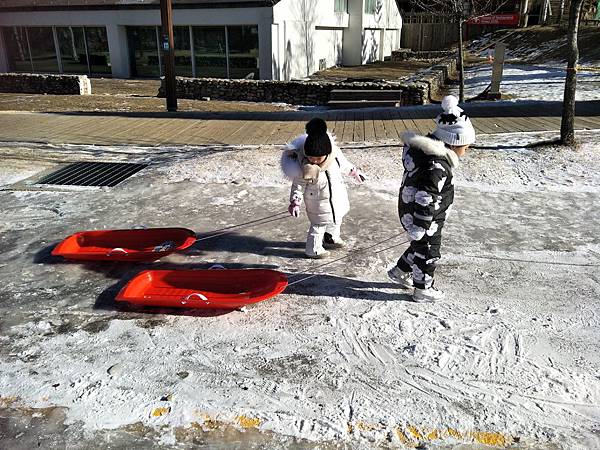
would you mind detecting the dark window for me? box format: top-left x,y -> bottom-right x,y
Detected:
56,26 -> 88,74
85,27 -> 110,74
2,27 -> 32,72
128,26 -> 160,78
173,26 -> 192,77
227,25 -> 259,79
193,26 -> 227,78
28,27 -> 59,73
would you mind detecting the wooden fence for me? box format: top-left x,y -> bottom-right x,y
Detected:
401,14 -> 458,51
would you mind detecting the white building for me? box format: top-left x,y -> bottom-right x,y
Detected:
0,0 -> 402,81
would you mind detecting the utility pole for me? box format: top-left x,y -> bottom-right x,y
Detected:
160,0 -> 177,111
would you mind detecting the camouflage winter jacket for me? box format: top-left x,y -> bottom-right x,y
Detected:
398,132 -> 459,241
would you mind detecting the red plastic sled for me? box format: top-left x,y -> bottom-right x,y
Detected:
115,269 -> 288,309
51,228 -> 196,262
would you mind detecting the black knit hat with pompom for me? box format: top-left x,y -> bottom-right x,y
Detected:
304,118 -> 332,157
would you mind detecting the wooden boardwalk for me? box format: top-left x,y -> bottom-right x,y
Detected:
0,101 -> 598,147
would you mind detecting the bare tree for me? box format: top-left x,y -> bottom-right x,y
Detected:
412,0 -> 509,102
560,0 -> 585,146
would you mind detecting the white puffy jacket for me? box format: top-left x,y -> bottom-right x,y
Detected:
282,133 -> 355,225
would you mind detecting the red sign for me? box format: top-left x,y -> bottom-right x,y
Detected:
467,13 -> 520,25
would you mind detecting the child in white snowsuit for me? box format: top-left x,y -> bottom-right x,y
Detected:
282,118 -> 365,259
388,96 -> 476,302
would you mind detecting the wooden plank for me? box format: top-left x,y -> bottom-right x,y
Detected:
159,118 -> 205,145
353,111 -> 365,143
246,117 -> 277,145
363,111 -> 376,142
381,110 -> 400,140
341,111 -> 354,143
389,109 -> 412,138
574,116 -> 600,130
472,117 -> 502,134
488,117 -> 521,133
373,111 -> 387,141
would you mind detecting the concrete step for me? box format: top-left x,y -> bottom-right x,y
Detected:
329,89 -> 403,101
327,100 -> 399,109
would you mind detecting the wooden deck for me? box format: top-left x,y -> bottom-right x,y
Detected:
0,101 -> 598,147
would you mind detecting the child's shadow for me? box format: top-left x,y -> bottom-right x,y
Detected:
283,273 -> 414,302
186,232 -> 306,259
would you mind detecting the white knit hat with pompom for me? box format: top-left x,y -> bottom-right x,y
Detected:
433,95 -> 476,146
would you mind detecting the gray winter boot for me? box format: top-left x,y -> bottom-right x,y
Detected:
387,266 -> 413,289
413,286 -> 445,302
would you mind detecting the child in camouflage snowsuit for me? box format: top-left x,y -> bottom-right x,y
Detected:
388,95 -> 476,302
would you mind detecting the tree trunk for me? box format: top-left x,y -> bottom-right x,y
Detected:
560,0 -> 585,146
558,0 -> 566,23
457,20 -> 465,102
520,0 -> 530,27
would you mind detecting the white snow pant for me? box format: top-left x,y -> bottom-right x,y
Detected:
306,222 -> 341,256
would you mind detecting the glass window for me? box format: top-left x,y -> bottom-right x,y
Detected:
173,26 -> 192,77
227,25 -> 259,79
85,27 -> 111,74
127,26 -> 160,78
364,0 -> 379,14
2,27 -> 32,72
27,27 -> 59,73
192,26 -> 227,78
56,26 -> 89,74
334,0 -> 348,13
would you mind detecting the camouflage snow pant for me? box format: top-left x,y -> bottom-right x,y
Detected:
396,224 -> 443,289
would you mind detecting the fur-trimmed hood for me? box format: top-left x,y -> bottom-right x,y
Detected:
401,131 -> 459,168
281,132 -> 341,180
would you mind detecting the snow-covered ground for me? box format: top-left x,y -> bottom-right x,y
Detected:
1,131 -> 600,449
446,63 -> 600,102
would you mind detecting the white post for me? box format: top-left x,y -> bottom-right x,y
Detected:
106,24 -> 131,78
258,18 -> 273,80
489,42 -> 506,99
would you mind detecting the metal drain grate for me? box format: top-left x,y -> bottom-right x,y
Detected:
36,162 -> 147,187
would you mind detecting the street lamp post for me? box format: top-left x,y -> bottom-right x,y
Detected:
160,0 -> 177,112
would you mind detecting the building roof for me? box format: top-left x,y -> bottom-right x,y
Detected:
0,0 -> 281,11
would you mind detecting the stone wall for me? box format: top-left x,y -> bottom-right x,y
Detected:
159,77 -> 429,106
391,49 -> 455,61
0,73 -> 91,95
405,57 -> 457,99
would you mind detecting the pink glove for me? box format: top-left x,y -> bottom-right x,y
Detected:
288,201 -> 301,217
350,167 -> 366,184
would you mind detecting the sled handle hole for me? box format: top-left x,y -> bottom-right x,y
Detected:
107,247 -> 128,256
181,292 -> 209,305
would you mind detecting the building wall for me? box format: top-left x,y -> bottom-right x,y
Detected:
0,7 -> 274,79
273,0 -> 349,80
273,0 -> 402,80
361,0 -> 402,64
0,0 -> 402,81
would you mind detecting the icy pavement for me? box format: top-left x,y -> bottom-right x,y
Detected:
447,63 -> 600,102
1,131 -> 600,449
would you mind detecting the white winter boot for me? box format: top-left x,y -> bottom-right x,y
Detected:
387,266 -> 413,289
413,286 -> 445,302
305,248 -> 330,259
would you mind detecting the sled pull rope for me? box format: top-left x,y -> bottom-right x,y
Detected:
195,211 -> 289,242
287,233 -> 410,287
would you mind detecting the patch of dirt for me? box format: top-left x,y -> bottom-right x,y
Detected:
308,60 -> 435,82
0,91 -> 293,114
91,78 -> 161,97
